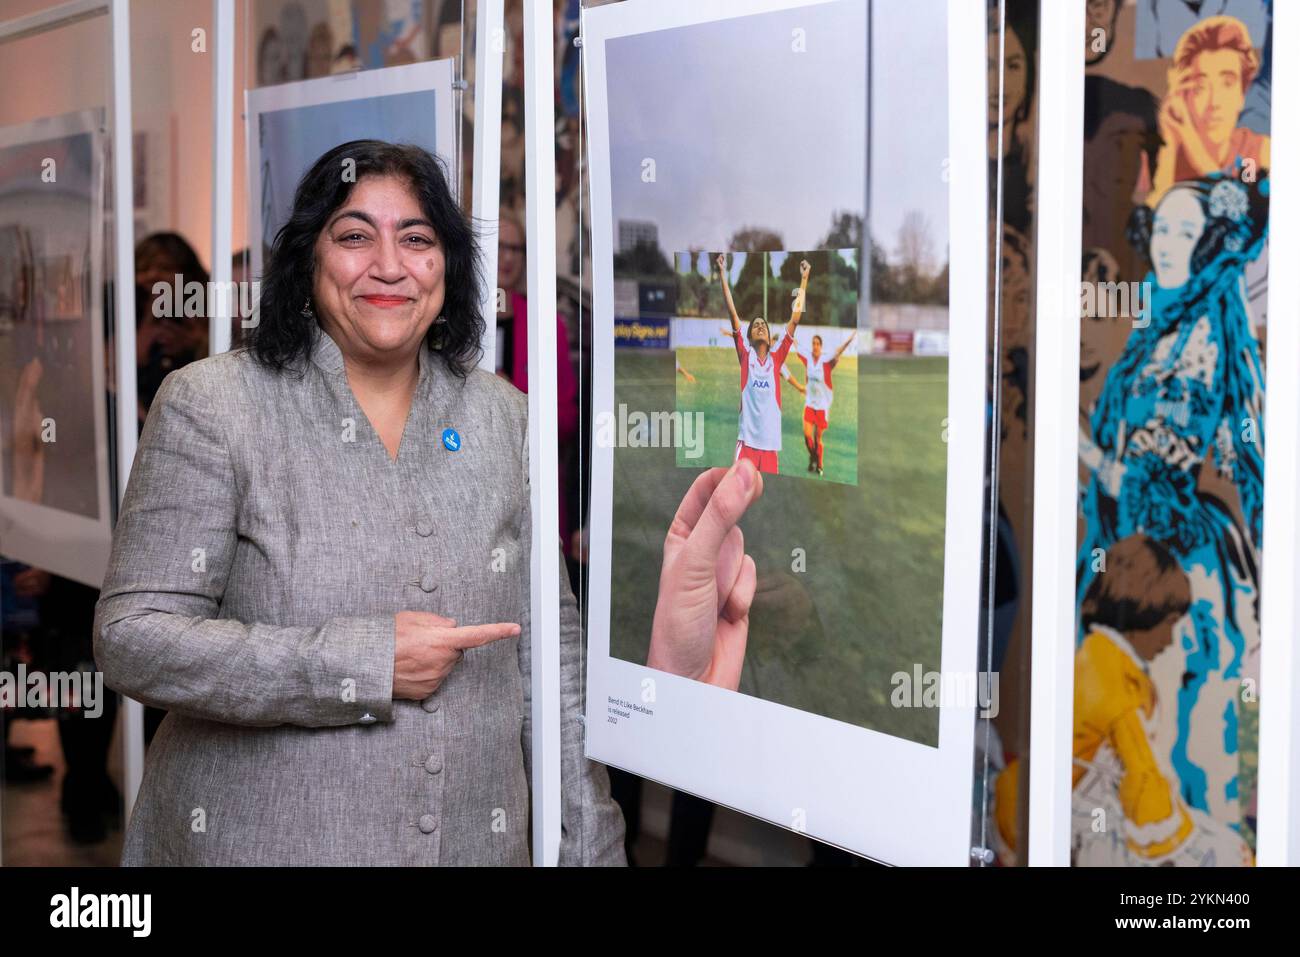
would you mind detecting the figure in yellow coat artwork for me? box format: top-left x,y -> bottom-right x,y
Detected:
993,535 -> 1252,866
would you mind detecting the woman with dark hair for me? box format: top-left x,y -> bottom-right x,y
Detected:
988,0 -> 1037,235
494,210 -> 579,552
135,232 -> 210,426
1077,174 -> 1267,852
91,140 -> 626,865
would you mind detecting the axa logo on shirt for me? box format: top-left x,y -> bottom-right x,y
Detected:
50,887 -> 151,937
749,379 -> 772,390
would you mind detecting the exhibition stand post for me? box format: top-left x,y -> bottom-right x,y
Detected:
1028,0 -> 1084,868
523,0 -> 563,868
473,0 -> 505,374
108,0 -> 141,832
210,0 -> 234,357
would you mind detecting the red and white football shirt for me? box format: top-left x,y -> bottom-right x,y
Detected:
734,334 -> 793,452
797,352 -> 835,412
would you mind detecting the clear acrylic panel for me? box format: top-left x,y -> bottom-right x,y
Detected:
981,0 -> 1037,867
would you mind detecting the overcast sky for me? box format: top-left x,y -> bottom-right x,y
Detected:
870,0 -> 949,258
605,0 -> 949,262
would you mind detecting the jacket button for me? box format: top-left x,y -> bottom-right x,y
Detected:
422,697 -> 440,713
418,814 -> 437,834
424,756 -> 443,775
415,518 -> 434,537
419,573 -> 438,593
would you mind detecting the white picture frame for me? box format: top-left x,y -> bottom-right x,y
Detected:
245,58 -> 457,281
581,0 -> 988,865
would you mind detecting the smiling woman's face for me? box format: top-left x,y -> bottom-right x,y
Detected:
312,174 -> 446,365
1150,188 -> 1206,290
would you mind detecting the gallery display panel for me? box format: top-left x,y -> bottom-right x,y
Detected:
581,0 -> 989,865
0,109 -> 111,590
1028,0 -> 1290,869
245,58 -> 458,280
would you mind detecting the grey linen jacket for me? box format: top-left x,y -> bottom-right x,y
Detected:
93,326 -> 626,865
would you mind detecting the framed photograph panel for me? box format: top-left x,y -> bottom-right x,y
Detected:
0,108 -> 110,589
582,0 -> 988,865
246,58 -> 457,279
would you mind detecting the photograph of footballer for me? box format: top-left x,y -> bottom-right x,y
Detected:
793,328 -> 857,476
722,252 -> 805,475
580,0 -> 990,863
589,0 -> 958,750
673,248 -> 860,486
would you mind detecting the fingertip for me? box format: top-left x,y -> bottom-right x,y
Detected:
738,553 -> 757,591
735,456 -> 756,495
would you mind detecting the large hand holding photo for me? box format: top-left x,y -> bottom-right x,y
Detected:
649,460 -> 762,691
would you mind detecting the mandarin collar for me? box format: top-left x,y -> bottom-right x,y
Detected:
308,323 -> 434,393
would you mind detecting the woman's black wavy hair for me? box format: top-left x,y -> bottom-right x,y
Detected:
248,140 -> 484,376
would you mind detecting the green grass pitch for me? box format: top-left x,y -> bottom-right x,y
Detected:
673,346 -> 859,485
605,347 -> 950,744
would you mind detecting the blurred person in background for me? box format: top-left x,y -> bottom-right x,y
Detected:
4,565 -> 119,844
495,211 -> 579,568
230,246 -> 253,350
2,561 -> 54,784
135,233 -> 210,429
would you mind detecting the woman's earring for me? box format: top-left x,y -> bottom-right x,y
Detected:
301,298 -> 315,319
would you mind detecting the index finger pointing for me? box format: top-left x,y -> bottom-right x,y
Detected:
446,622 -> 523,650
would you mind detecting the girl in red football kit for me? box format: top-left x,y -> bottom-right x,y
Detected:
794,330 -> 856,475
717,253 -> 810,474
